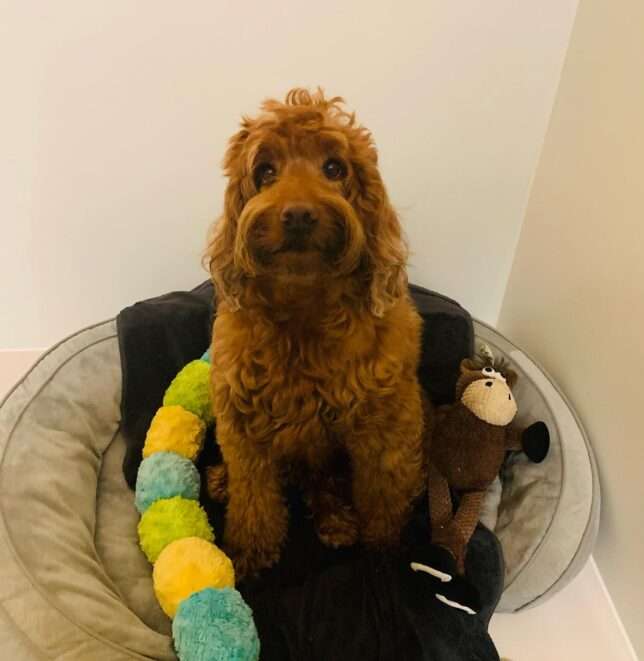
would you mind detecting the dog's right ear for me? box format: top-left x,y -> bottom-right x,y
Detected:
222,126 -> 251,217
204,128 -> 251,310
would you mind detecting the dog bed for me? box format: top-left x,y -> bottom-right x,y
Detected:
0,284 -> 599,659
473,319 -> 600,612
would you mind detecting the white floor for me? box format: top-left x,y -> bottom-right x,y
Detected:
491,559 -> 637,660
0,350 -> 638,661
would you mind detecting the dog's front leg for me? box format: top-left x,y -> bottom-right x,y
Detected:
219,432 -> 287,578
347,389 -> 425,547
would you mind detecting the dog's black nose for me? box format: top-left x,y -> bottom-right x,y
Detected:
282,204 -> 317,234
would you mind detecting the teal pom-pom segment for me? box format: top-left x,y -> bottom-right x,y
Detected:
200,348 -> 211,363
163,360 -> 213,424
138,496 -> 214,563
135,452 -> 200,514
173,588 -> 260,661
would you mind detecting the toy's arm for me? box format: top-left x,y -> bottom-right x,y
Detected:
505,421 -> 550,463
505,427 -> 523,452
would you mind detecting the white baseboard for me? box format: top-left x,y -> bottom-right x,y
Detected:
0,349 -> 45,399
590,557 -> 639,660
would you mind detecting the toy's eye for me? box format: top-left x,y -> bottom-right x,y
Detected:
253,163 -> 276,189
483,367 -> 494,374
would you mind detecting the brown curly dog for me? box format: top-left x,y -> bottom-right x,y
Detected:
205,88 -> 426,578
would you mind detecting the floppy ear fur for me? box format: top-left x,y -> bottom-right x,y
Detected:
204,128 -> 251,310
351,146 -> 408,317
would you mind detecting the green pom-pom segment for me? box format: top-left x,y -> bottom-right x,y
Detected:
164,360 -> 213,424
135,452 -> 200,514
173,588 -> 260,661
138,496 -> 214,563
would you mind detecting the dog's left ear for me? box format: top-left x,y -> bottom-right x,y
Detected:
352,149 -> 408,317
369,201 -> 408,317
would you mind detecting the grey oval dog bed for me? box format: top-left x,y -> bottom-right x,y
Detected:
0,321 -> 174,660
0,286 -> 599,659
474,320 -> 600,612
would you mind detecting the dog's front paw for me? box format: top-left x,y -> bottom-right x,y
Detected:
316,506 -> 359,548
223,497 -> 288,580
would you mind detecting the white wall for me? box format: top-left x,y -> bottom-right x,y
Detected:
498,0 -> 644,655
0,0 -> 578,349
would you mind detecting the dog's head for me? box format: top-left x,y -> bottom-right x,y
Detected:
206,88 -> 407,316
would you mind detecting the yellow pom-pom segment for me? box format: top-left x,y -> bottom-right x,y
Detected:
138,497 -> 214,563
153,537 -> 235,618
143,406 -> 205,461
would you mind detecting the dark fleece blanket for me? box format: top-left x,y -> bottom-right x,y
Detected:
117,281 -> 502,661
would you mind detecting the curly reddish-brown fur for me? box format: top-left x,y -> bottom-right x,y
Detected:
205,88 -> 426,577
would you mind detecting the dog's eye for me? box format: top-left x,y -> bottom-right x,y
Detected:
322,158 -> 347,181
253,163 -> 276,189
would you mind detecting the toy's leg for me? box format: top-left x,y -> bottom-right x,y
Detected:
427,462 -> 453,536
408,463 -> 459,581
413,469 -> 485,615
348,390 -> 425,546
306,472 -> 359,548
219,431 -> 288,579
451,490 -> 486,573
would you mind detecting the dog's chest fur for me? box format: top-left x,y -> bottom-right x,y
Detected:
211,301 -> 420,467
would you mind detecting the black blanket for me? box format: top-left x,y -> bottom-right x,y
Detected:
117,281 -> 502,661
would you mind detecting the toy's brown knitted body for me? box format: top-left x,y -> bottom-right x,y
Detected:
429,401 -> 521,573
426,358 -> 548,575
407,356 -> 548,614
433,404 -> 507,490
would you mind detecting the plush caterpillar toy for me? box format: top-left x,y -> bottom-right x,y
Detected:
409,351 -> 550,615
135,352 -> 260,661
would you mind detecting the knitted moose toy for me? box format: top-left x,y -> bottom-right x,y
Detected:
409,352 -> 550,615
